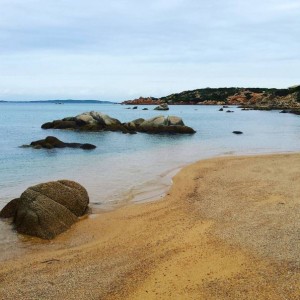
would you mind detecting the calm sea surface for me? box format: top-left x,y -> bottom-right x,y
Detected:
1,103 -> 300,210
1,102 -> 300,260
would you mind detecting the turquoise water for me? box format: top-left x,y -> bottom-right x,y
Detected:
1,103 -> 300,211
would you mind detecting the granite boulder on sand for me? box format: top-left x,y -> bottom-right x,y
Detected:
0,180 -> 89,239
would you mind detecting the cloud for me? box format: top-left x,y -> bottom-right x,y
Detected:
0,0 -> 299,100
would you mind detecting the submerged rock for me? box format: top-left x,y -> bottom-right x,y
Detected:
0,180 -> 89,239
232,131 -> 243,134
25,136 -> 96,150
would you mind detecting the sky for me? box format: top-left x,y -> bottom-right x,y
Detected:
0,0 -> 299,101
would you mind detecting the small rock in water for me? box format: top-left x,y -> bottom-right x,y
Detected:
232,131 -> 243,134
24,136 -> 96,150
154,103 -> 169,111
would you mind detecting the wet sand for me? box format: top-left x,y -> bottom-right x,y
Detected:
1,153 -> 300,299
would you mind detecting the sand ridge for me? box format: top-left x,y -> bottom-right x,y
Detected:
1,153 -> 300,299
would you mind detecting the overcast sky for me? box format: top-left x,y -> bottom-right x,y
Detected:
0,0 -> 299,101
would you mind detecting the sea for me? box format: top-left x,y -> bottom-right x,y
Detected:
0,102 -> 300,259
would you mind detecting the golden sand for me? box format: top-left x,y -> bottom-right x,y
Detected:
1,153 -> 300,299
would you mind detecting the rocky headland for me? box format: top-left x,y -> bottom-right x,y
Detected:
121,85 -> 300,113
41,111 -> 196,134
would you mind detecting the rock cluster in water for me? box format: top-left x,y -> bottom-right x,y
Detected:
154,103 -> 169,111
41,111 -> 196,134
23,136 -> 96,150
0,180 -> 89,239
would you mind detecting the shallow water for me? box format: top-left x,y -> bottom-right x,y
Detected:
1,103 -> 300,209
1,103 -> 300,260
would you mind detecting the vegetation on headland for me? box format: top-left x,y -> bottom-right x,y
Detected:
122,85 -> 300,111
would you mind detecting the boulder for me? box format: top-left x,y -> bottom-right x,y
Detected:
42,111 -> 122,131
0,180 -> 89,239
154,103 -> 169,111
142,108 -> 148,110
232,131 -> 243,134
132,106 -> 138,109
137,116 -> 195,134
140,116 -> 167,127
41,112 -> 195,134
27,136 -> 96,150
167,116 -> 184,126
0,198 -> 19,218
219,108 -> 224,111
226,110 -> 234,113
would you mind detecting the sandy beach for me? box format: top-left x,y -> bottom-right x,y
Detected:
1,153 -> 300,299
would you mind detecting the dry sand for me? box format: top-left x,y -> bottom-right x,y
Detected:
1,153 -> 300,299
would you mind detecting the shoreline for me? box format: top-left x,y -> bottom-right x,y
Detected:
1,153 -> 300,299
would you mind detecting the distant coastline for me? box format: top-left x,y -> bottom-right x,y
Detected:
122,85 -> 300,112
0,99 -> 115,104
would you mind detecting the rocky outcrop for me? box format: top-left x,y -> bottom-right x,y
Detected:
42,111 -> 125,132
154,103 -> 169,111
0,180 -> 89,239
42,112 -> 195,134
126,116 -> 195,134
24,136 -> 96,150
122,96 -> 159,105
121,86 -> 300,111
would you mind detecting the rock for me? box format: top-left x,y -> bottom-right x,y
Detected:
27,136 -> 96,150
167,116 -> 184,126
0,198 -> 19,218
80,143 -> 97,150
232,131 -> 243,134
41,120 -> 77,130
137,116 -> 195,134
0,180 -> 89,239
280,110 -> 289,113
226,110 -> 234,113
42,111 -> 123,132
140,116 -> 167,127
290,109 -> 300,115
223,105 -> 229,108
42,112 -> 195,134
219,108 -> 224,111
154,103 -> 169,111
142,108 -> 148,110
132,106 -> 138,109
